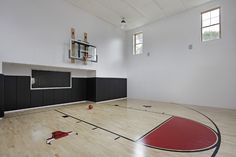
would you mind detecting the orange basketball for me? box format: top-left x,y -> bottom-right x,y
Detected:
88,105 -> 93,110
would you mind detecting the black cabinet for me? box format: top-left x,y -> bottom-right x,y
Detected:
94,78 -> 127,102
4,76 -> 17,111
3,76 -> 127,112
54,89 -> 71,104
0,74 -> 4,117
17,76 -> 30,109
87,78 -> 96,102
43,90 -> 54,106
31,90 -> 44,107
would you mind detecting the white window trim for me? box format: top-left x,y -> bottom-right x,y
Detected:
201,7 -> 221,42
133,32 -> 143,55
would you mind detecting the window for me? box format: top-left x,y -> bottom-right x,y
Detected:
133,32 -> 143,55
201,8 -> 221,42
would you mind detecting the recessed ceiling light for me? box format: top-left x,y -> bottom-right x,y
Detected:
121,17 -> 127,29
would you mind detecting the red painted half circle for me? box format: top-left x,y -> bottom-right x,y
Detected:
140,117 -> 218,152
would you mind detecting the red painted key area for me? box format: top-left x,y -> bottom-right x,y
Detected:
140,117 -> 218,152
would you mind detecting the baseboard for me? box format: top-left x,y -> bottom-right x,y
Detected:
5,100 -> 87,114
95,97 -> 127,104
4,98 -> 127,115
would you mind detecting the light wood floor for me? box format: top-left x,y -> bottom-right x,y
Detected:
0,99 -> 235,157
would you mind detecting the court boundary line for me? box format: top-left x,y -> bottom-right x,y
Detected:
56,105 -> 173,142
55,103 -> 221,156
111,104 -> 173,117
55,109 -> 136,142
184,107 -> 221,157
111,104 -> 218,133
136,116 -> 174,141
111,104 -> 221,155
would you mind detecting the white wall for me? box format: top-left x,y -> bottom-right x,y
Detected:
126,0 -> 236,109
2,62 -> 95,78
0,0 -> 127,78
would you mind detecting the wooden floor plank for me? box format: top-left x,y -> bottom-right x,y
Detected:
0,99 -> 235,157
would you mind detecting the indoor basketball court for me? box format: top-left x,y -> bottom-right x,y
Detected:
0,0 -> 236,157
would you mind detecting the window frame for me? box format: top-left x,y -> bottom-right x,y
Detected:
201,7 -> 221,42
133,32 -> 143,55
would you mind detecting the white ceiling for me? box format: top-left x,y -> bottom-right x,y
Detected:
66,0 -> 214,30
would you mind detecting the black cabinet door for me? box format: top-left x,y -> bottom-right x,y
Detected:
31,90 -> 44,107
54,89 -> 71,104
43,90 -> 54,106
0,75 -> 4,117
4,76 -> 17,111
95,78 -> 127,102
78,78 -> 87,101
87,78 -> 96,102
17,76 -> 30,109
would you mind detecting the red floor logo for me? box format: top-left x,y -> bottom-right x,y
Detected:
139,117 -> 218,152
46,131 -> 77,145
